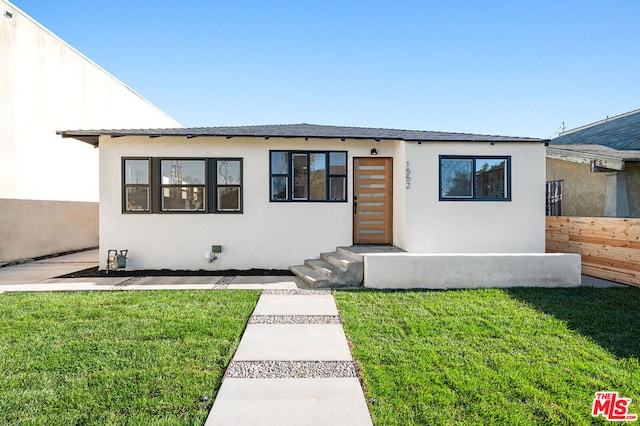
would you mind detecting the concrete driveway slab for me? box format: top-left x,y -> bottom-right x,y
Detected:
0,263 -> 98,285
206,378 -> 372,426
233,324 -> 352,361
252,295 -> 338,316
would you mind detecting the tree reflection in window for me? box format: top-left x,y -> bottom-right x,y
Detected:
440,156 -> 510,201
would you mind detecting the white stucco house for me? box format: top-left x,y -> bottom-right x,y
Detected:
0,0 -> 181,263
58,124 -> 582,288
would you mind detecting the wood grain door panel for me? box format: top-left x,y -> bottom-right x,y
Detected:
353,157 -> 393,244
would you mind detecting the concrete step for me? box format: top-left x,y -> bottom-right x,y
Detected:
336,246 -> 365,261
321,252 -> 363,285
289,265 -> 330,288
320,252 -> 361,272
304,259 -> 343,281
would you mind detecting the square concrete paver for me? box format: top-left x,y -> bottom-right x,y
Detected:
233,324 -> 352,361
252,295 -> 338,316
206,378 -> 373,426
226,276 -> 306,289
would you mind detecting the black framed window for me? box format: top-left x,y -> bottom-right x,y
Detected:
215,159 -> 243,213
439,155 -> 511,201
122,157 -> 243,214
270,151 -> 347,202
122,158 -> 151,213
160,159 -> 206,212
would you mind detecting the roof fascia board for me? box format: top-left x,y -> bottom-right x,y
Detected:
546,147 -> 625,171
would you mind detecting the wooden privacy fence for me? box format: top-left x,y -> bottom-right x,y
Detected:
546,216 -> 640,287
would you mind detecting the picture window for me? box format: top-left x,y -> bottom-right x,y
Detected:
439,156 -> 510,201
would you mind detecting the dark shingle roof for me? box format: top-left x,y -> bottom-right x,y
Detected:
551,109 -> 640,150
58,123 -> 544,146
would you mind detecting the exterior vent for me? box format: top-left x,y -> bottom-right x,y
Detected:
4,10 -> 13,19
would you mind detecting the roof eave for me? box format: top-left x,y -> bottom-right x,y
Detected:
57,131 -> 100,146
56,127 -> 545,145
546,146 -> 628,171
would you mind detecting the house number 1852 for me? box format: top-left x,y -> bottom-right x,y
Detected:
405,161 -> 411,189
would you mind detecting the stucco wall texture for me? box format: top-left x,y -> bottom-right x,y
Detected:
0,199 -> 98,262
625,163 -> 640,217
547,158 -> 640,218
546,158 -> 607,217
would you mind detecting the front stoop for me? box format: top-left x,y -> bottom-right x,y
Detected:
289,249 -> 364,288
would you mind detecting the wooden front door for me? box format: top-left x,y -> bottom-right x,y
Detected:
353,157 -> 393,244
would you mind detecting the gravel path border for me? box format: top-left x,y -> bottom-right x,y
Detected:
225,360 -> 358,378
249,315 -> 341,324
262,289 -> 332,296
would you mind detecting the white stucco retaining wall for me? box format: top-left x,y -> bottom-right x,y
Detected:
363,253 -> 582,289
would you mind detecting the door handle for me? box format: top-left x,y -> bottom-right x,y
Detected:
353,196 -> 357,215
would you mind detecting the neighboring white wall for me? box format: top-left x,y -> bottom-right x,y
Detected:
400,141 -> 546,253
363,253 -> 582,289
0,0 -> 180,262
99,136 -> 384,270
0,199 -> 98,262
0,0 -> 181,202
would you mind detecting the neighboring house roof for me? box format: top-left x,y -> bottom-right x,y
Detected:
551,109 -> 640,150
547,144 -> 640,172
58,123 -> 545,146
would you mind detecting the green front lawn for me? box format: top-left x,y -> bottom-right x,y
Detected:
0,290 -> 259,425
335,287 -> 640,425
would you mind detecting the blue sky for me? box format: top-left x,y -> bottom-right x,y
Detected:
10,0 -> 640,138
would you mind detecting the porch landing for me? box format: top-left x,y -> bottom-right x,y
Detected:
289,246 -> 405,288
291,247 -> 582,289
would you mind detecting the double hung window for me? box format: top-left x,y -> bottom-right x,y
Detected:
215,159 -> 242,212
439,156 -> 511,201
123,159 -> 151,212
270,151 -> 347,202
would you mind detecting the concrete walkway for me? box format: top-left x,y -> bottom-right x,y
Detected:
205,289 -> 373,426
0,250 -> 308,292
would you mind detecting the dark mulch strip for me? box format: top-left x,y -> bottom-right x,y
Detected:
56,266 -> 294,279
